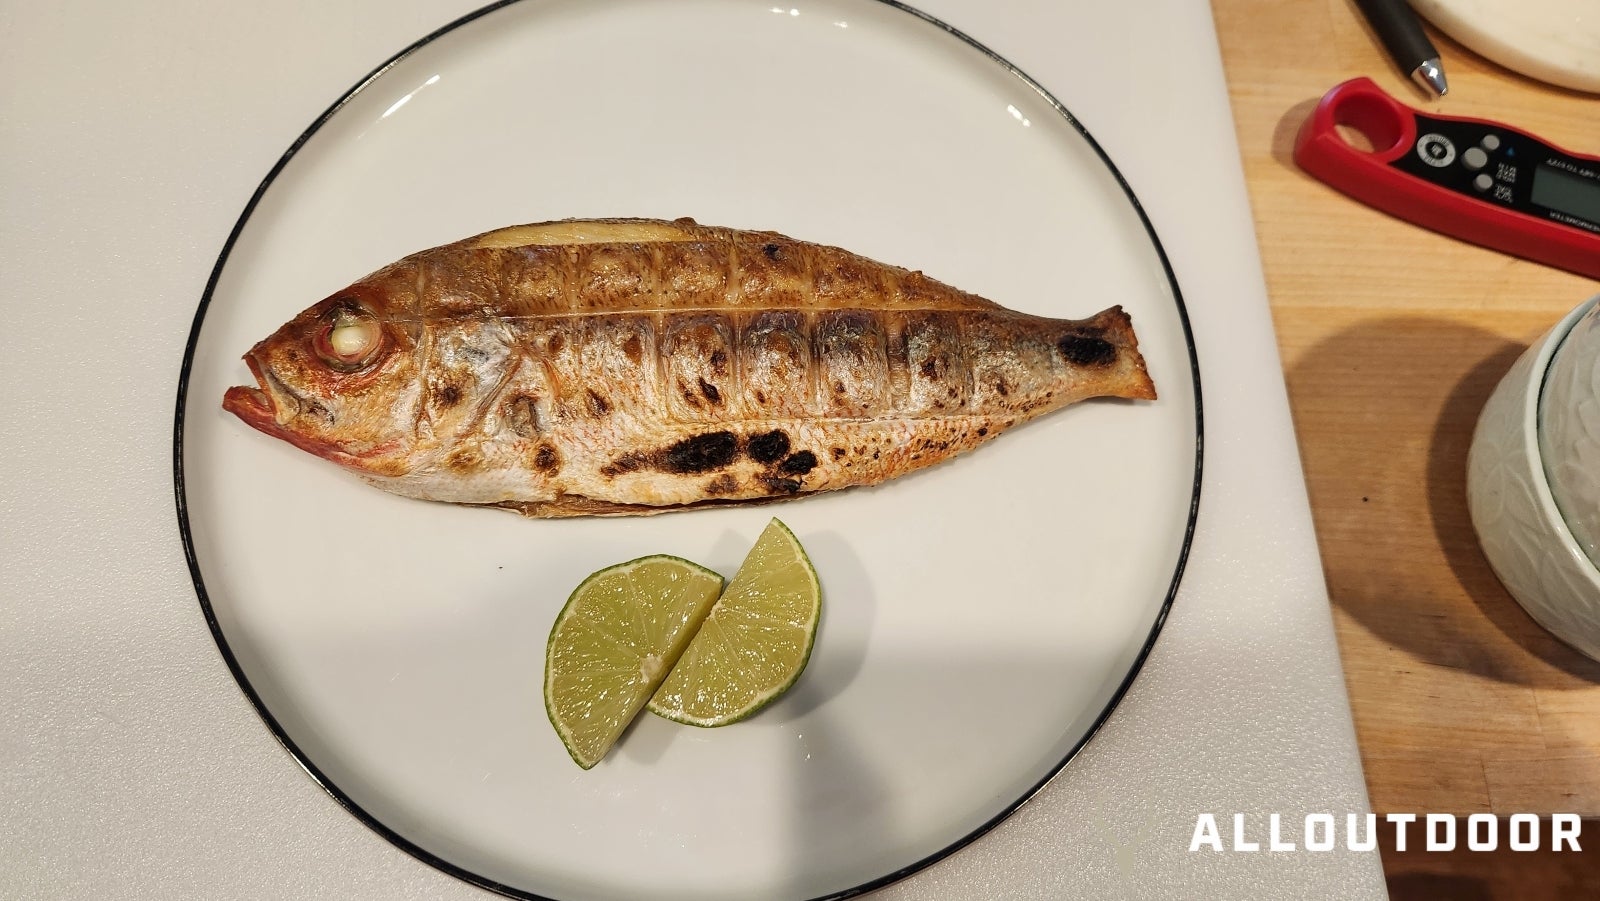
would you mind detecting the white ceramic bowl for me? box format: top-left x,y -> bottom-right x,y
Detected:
1468,295 -> 1600,662
1540,297 -> 1600,570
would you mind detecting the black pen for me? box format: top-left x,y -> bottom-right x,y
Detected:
1353,0 -> 1449,97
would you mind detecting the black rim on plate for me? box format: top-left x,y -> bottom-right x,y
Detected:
172,1 -> 1205,898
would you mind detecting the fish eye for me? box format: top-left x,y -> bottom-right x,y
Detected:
314,305 -> 383,371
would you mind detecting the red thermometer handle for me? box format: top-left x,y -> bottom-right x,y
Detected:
1294,78 -> 1600,280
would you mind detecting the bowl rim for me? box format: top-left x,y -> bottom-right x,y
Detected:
1524,294 -> 1600,590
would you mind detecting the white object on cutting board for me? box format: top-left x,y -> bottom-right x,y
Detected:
1411,0 -> 1600,93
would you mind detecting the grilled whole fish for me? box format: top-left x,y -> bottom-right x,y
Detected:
223,218 -> 1156,516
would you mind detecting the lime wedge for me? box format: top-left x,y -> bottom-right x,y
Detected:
648,519 -> 822,727
544,555 -> 723,768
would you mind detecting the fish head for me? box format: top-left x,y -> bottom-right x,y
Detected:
223,285 -> 422,477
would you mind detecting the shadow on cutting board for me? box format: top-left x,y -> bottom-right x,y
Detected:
1284,315 -> 1600,686
1379,817 -> 1600,900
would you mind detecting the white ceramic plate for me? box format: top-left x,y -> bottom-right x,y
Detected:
176,1 -> 1201,898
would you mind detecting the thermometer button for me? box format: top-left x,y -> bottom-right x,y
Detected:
1463,147 -> 1489,170
1473,173 -> 1494,192
1417,133 -> 1456,167
1481,134 -> 1502,152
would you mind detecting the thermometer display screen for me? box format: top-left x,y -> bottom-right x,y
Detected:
1532,165 -> 1600,226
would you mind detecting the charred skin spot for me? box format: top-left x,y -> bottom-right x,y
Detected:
977,426 -> 988,437
662,431 -> 739,474
919,358 -> 939,379
704,474 -> 738,496
437,384 -> 462,407
444,445 -> 481,472
754,390 -> 768,405
599,453 -> 647,478
622,334 -> 643,366
586,390 -> 611,416
747,430 -> 791,464
698,378 -> 722,404
994,378 -> 1010,397
830,447 -> 846,461
547,333 -> 565,355
601,432 -> 741,479
761,475 -> 803,494
709,349 -> 728,376
762,243 -> 781,261
533,444 -> 561,473
1057,333 -> 1117,367
778,450 -> 818,476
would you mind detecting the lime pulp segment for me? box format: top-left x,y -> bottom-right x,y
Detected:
648,519 -> 822,727
544,555 -> 724,768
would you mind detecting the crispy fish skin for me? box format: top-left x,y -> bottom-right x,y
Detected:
223,218 -> 1156,516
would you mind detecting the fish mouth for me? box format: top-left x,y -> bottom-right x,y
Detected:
223,354 -> 283,431
223,354 -> 368,469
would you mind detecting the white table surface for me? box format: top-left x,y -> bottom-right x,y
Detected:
0,0 -> 1386,897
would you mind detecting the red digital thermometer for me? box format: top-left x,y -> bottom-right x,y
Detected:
1294,78 -> 1600,280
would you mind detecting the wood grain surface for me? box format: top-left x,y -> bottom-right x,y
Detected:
1210,0 -> 1600,816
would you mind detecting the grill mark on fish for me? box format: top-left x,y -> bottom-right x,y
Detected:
662,313 -> 738,421
883,268 -> 903,308
725,235 -> 742,307
778,450 -> 818,476
949,313 -> 973,411
816,309 -> 888,418
662,431 -> 739,473
725,314 -> 743,419
644,242 -> 662,301
533,444 -> 561,473
602,430 -> 742,478
747,429 -> 790,463
1057,332 -> 1117,367
800,240 -> 816,315
561,245 -> 578,313
599,453 -> 646,478
804,311 -> 822,416
885,312 -> 911,411
760,475 -> 804,494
